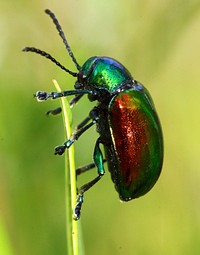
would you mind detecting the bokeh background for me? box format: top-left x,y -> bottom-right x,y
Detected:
1,0 -> 200,254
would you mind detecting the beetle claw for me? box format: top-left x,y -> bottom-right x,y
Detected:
54,145 -> 66,155
34,91 -> 52,101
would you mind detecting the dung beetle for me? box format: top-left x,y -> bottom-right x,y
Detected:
23,9 -> 163,220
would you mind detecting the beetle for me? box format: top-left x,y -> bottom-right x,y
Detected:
23,9 -> 163,220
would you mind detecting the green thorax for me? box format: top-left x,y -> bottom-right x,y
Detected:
81,57 -> 133,93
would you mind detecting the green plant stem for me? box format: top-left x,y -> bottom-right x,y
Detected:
53,80 -> 79,255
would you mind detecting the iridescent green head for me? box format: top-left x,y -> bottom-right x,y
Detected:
77,57 -> 133,94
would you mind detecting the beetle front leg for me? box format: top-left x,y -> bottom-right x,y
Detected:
34,89 -> 91,101
74,138 -> 105,220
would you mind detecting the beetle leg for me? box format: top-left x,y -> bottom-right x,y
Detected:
76,159 -> 107,176
45,93 -> 84,115
34,89 -> 91,101
74,138 -> 105,220
54,120 -> 96,155
69,94 -> 84,108
75,116 -> 91,130
54,107 -> 99,155
46,107 -> 62,116
76,162 -> 96,176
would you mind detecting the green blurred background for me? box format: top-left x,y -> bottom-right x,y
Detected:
1,0 -> 200,254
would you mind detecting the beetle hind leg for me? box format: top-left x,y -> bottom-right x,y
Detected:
74,138 -> 105,220
74,175 -> 102,220
76,159 -> 106,176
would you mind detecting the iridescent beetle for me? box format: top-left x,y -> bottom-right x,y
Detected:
23,9 -> 163,220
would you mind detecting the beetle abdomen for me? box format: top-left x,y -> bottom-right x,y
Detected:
107,87 -> 163,201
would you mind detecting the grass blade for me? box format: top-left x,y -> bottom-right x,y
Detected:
53,79 -> 80,255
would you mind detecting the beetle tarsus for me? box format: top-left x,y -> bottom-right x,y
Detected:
54,145 -> 66,155
34,91 -> 52,101
64,139 -> 74,149
73,195 -> 83,221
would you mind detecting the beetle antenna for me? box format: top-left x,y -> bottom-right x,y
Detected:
22,47 -> 78,77
45,9 -> 81,71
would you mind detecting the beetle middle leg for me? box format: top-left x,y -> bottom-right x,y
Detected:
46,107 -> 62,116
54,107 -> 99,155
74,137 -> 105,220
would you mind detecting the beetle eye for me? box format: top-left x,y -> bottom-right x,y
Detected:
77,73 -> 86,84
